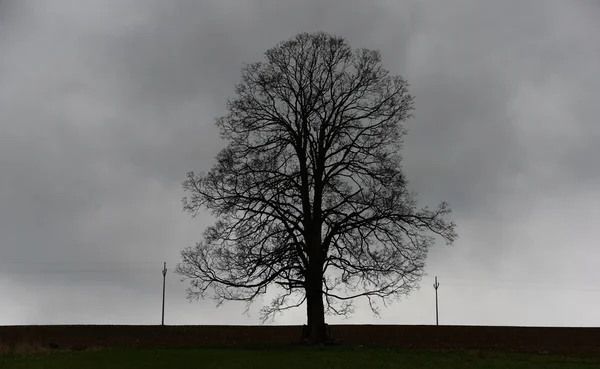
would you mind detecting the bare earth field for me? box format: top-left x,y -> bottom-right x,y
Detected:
1,325 -> 599,355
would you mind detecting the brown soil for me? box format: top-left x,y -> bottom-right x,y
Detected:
1,325 -> 599,355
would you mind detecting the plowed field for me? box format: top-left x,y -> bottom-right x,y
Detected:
1,325 -> 599,355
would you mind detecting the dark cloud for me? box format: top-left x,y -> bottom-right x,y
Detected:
1,0 -> 599,326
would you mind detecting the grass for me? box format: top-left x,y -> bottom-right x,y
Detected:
1,346 -> 599,369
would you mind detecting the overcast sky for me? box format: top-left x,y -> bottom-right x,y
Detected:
1,0 -> 599,327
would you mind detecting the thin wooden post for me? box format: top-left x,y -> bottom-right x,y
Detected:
433,276 -> 440,326
161,262 -> 167,326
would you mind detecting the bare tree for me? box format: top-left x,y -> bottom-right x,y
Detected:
176,32 -> 457,344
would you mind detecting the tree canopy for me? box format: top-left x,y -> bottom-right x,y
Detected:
176,32 -> 457,344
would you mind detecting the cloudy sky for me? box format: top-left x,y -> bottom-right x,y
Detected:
1,0 -> 599,327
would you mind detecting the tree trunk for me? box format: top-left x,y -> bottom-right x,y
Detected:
303,232 -> 328,345
303,215 -> 327,344
304,279 -> 328,344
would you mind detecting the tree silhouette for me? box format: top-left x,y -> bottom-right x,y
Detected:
176,32 -> 457,344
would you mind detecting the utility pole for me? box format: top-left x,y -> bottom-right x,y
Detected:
433,276 -> 440,326
161,262 -> 167,326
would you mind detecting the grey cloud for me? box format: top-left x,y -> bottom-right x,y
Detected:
1,0 -> 599,326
